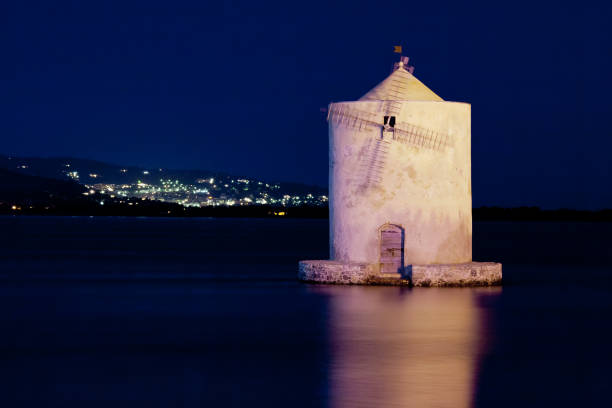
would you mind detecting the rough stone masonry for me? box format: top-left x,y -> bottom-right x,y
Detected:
298,260 -> 501,287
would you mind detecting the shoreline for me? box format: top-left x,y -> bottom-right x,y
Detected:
2,206 -> 612,222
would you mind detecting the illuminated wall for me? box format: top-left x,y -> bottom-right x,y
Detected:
329,65 -> 472,265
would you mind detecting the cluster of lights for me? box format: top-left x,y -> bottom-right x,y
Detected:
49,165 -> 328,208
6,204 -> 50,211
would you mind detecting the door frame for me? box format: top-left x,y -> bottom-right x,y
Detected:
378,222 -> 405,274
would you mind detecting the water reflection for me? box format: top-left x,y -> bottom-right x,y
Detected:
312,286 -> 501,408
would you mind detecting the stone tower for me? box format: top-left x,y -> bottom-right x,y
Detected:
299,57 -> 501,286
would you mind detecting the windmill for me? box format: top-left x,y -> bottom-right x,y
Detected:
298,53 -> 496,287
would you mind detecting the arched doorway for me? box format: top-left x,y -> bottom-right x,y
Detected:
379,223 -> 404,274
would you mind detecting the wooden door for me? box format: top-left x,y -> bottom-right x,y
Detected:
380,224 -> 403,274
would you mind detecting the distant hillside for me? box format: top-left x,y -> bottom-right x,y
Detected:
0,155 -> 327,195
0,167 -> 327,218
0,168 -> 86,203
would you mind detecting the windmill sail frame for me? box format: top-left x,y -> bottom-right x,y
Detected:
328,104 -> 452,152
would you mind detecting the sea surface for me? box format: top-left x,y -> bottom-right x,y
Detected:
1,216 -> 611,407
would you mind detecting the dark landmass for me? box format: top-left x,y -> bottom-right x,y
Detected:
1,164 -> 611,221
0,196 -> 328,219
0,168 -> 86,203
0,168 -> 327,218
1,202 -> 329,218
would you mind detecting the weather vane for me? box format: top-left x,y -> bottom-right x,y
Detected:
393,45 -> 414,73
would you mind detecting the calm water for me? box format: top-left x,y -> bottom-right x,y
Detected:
1,216 -> 611,407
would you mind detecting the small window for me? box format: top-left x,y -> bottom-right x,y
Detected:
383,116 -> 396,128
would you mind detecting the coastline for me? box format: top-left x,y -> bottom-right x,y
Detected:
1,204 -> 612,221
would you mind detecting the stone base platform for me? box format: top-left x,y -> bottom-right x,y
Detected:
298,260 -> 502,287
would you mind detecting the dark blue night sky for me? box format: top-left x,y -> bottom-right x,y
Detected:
2,0 -> 611,209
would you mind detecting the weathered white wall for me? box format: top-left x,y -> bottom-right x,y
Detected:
329,100 -> 472,265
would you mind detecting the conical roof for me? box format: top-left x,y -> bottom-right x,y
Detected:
359,64 -> 443,102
